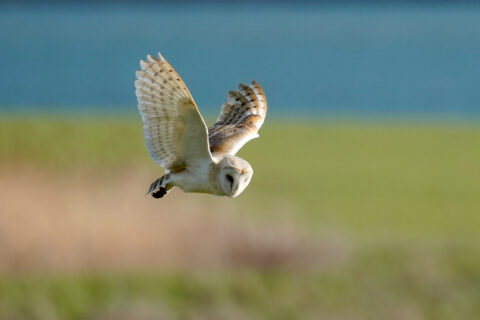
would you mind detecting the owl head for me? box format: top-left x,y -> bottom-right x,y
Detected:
217,156 -> 253,198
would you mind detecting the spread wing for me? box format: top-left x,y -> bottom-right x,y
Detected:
135,53 -> 212,171
208,81 -> 267,156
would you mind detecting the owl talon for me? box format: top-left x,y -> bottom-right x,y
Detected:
152,187 -> 167,199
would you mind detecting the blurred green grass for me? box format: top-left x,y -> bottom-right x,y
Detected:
1,243 -> 480,320
2,116 -> 480,319
0,116 -> 146,169
1,116 -> 479,239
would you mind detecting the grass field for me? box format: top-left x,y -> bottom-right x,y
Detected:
1,116 -> 479,319
2,116 -> 479,238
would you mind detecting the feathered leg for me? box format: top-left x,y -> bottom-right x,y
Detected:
147,173 -> 173,199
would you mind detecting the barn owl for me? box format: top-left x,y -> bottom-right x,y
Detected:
135,53 -> 267,199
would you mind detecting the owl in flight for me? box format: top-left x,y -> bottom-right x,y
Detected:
135,53 -> 267,199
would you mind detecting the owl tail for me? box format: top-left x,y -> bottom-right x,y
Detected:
147,174 -> 173,199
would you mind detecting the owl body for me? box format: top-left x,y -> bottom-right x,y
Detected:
160,155 -> 253,198
169,158 -> 217,194
135,53 -> 266,199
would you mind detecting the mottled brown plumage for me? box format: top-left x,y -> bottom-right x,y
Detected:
208,81 -> 267,156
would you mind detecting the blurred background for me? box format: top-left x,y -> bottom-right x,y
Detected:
1,0 -> 480,319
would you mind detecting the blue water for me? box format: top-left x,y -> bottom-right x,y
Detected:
1,3 -> 479,116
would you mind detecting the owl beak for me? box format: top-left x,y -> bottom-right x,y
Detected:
230,180 -> 241,198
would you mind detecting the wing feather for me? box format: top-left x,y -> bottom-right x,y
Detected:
135,53 -> 212,171
208,80 -> 267,156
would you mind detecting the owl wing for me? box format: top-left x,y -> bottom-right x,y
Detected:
135,53 -> 212,172
208,81 -> 267,156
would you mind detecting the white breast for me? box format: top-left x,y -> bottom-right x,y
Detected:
171,159 -> 215,194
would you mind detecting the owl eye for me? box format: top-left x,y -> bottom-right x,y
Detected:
225,174 -> 234,185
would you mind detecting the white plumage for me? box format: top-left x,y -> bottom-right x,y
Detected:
135,53 -> 267,199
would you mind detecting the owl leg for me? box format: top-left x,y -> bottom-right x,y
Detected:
147,174 -> 173,199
